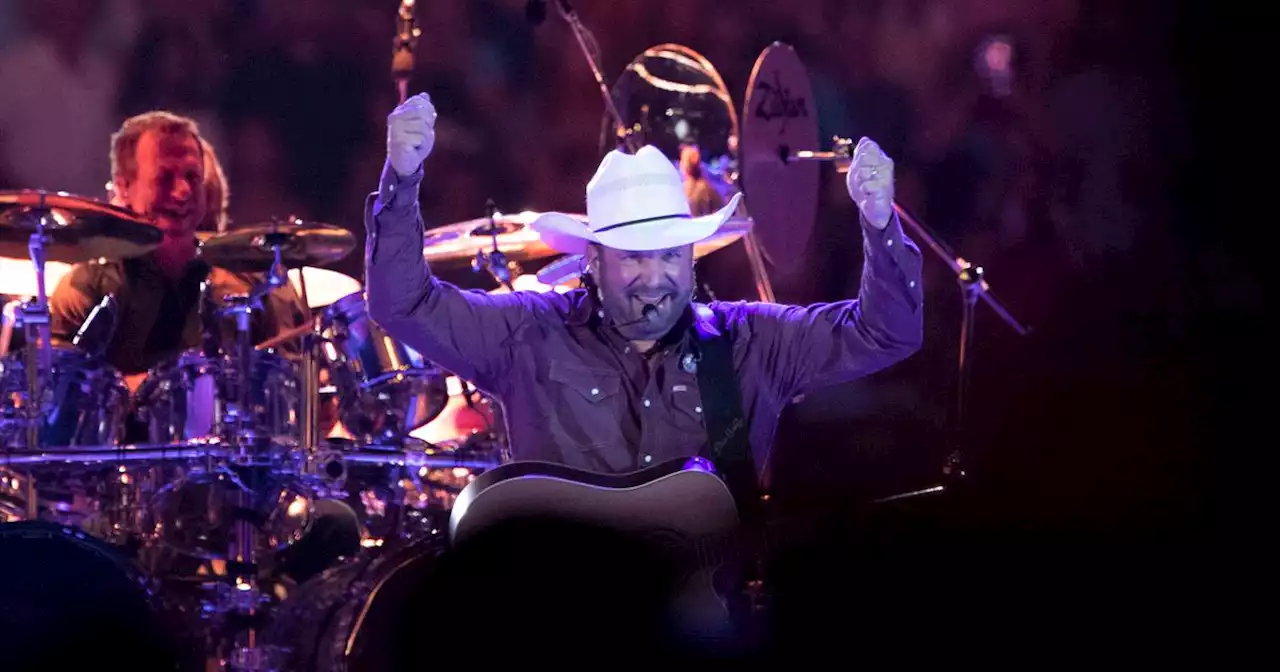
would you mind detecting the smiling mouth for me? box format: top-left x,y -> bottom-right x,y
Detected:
632,294 -> 672,310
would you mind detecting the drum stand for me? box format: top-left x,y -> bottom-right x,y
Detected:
9,211 -> 58,517
216,237 -> 295,671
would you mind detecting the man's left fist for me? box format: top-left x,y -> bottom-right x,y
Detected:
846,137 -> 894,230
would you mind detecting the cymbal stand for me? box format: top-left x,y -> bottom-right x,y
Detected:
294,269 -> 321,454
473,199 -> 516,291
219,239 -> 290,671
11,207 -> 57,516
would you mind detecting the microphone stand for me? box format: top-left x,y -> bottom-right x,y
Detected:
553,0 -> 639,152
872,202 -> 1031,505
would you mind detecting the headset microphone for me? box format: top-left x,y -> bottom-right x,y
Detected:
613,303 -> 658,328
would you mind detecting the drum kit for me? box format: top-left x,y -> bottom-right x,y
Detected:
0,189 -> 516,668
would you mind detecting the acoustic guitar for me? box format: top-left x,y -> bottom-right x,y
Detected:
448,455 -> 789,644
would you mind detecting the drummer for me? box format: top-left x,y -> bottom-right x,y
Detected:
48,111 -> 307,389
45,110 -> 359,583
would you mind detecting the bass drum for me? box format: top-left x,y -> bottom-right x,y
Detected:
0,521 -> 189,670
261,534 -> 451,671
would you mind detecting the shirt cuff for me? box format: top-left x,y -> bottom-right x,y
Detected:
860,210 -> 916,257
860,209 -> 924,306
374,159 -> 424,216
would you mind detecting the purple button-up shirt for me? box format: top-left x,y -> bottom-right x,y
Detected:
365,162 -> 923,486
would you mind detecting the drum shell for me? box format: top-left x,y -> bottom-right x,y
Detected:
261,534 -> 450,671
0,520 -> 187,669
0,347 -> 129,448
133,349 -> 300,445
321,292 -> 448,441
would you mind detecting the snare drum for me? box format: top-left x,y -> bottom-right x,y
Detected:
0,346 -> 130,448
133,348 -> 300,445
321,292 -> 448,444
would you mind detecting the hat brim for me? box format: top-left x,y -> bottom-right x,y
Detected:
531,192 -> 743,255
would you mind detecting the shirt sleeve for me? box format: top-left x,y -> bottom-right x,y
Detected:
735,210 -> 924,401
363,159 -> 552,391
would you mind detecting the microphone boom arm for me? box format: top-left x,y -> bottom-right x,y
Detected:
553,0 -> 638,152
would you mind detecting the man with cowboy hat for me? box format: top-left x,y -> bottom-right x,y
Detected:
367,92 -> 922,480
363,91 -> 923,655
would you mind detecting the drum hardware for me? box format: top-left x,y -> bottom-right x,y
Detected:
0,190 -> 161,519
472,198 -> 518,291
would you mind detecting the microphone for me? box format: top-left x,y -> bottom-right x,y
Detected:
612,303 -> 658,328
525,0 -> 546,25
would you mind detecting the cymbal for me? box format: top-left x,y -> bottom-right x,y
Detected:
0,190 -> 162,263
198,218 -> 356,272
534,215 -> 753,286
740,43 -> 820,276
288,267 -> 361,308
0,257 -> 73,298
423,211 -> 562,268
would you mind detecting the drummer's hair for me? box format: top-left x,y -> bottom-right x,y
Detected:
109,110 -> 205,184
199,138 -> 230,233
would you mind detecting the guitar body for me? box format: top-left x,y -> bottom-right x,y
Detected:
449,456 -> 744,646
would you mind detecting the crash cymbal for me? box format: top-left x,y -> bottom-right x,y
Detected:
0,257 -> 73,298
740,43 -> 820,276
0,190 -> 162,263
288,267 -> 362,308
534,215 -> 753,286
422,211 -> 561,268
198,217 -> 356,272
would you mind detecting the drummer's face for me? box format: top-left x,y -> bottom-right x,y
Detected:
120,130 -> 206,239
589,243 -> 695,342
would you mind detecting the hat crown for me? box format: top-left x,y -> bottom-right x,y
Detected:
584,146 -> 691,232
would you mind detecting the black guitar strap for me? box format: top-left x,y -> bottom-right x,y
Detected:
695,310 -> 763,525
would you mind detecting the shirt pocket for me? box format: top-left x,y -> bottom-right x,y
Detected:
547,359 -> 624,450
665,378 -> 708,440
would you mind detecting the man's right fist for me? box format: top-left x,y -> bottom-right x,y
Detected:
387,93 -> 437,177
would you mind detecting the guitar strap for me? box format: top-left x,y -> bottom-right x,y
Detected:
695,309 -> 763,525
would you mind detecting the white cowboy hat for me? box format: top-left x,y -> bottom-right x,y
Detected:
530,145 -> 743,255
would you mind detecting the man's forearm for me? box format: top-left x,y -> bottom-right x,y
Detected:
365,160 -> 430,324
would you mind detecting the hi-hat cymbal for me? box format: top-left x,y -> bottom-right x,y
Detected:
288,267 -> 361,308
423,211 -> 562,268
740,42 -> 820,276
534,215 -> 753,286
198,218 -> 356,272
0,190 -> 162,263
